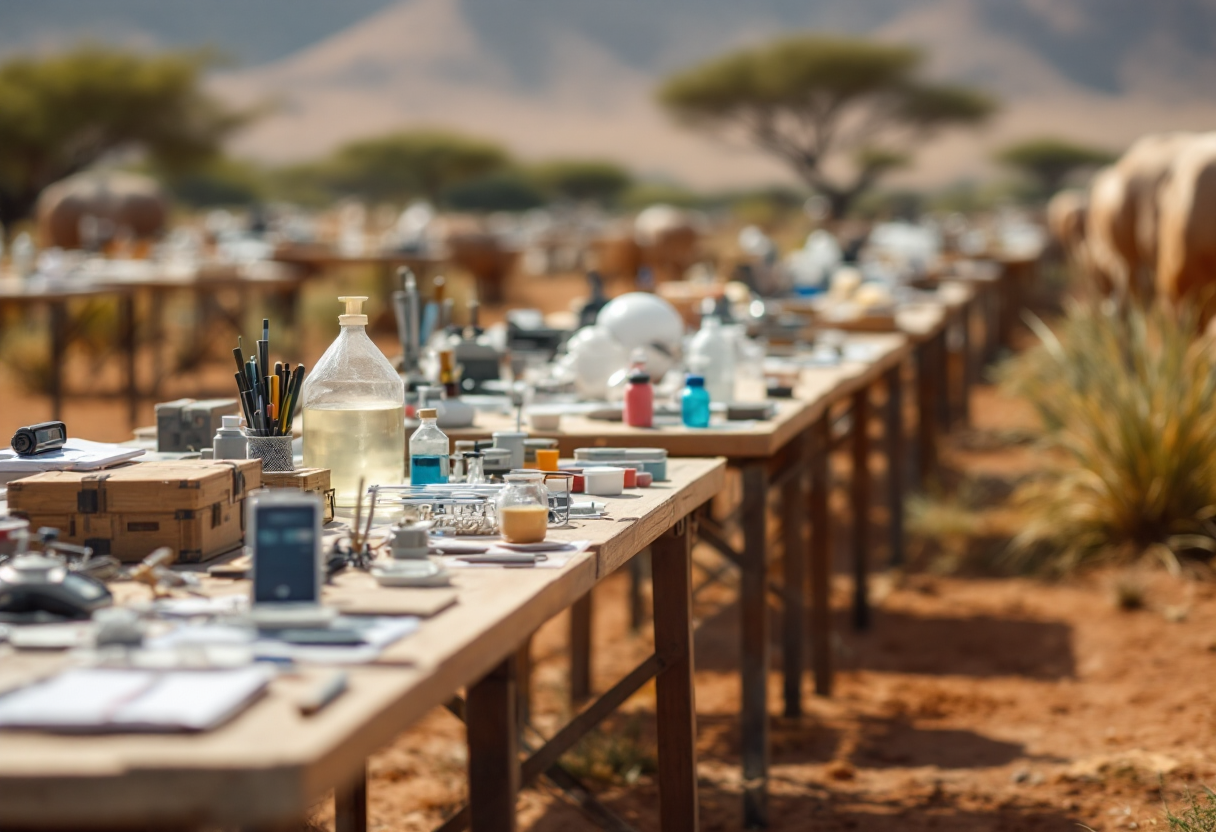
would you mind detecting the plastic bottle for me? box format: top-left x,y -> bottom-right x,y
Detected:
410,408 -> 449,485
682,374 -> 710,428
212,415 -> 248,460
688,316 -> 735,405
302,296 -> 405,505
623,371 -> 654,428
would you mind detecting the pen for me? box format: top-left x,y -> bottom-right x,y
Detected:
296,670 -> 348,716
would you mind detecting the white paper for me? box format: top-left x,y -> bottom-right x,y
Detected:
0,439 -> 145,472
0,666 -> 272,732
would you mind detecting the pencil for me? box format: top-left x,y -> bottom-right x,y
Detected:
270,375 -> 280,428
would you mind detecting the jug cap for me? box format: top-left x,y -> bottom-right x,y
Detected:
338,296 -> 369,326
418,408 -> 438,419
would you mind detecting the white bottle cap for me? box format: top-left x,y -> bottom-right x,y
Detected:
221,415 -> 242,428
338,296 -> 369,326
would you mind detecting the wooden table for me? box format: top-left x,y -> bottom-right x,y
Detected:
445,332 -> 912,827
0,457 -> 724,832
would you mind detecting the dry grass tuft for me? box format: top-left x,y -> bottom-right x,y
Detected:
998,301 -> 1216,574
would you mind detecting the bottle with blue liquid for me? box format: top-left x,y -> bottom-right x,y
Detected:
409,408 -> 449,484
681,374 -> 711,428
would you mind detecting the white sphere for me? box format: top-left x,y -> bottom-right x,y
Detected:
595,292 -> 684,379
565,326 -> 630,400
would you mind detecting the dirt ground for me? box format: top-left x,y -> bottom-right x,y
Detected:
4,274 -> 1214,831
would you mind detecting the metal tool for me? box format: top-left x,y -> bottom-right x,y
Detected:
10,421 -> 66,456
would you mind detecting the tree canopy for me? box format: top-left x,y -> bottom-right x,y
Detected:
528,159 -> 632,204
996,137 -> 1116,197
658,35 -> 996,219
0,46 -> 247,228
312,130 -> 511,204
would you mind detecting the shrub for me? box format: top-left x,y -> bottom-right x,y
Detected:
998,301 -> 1216,572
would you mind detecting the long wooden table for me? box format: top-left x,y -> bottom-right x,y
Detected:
445,332 -> 912,827
0,457 -> 724,832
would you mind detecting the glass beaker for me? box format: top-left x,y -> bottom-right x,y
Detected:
495,471 -> 550,544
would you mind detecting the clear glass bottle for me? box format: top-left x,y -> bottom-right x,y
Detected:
409,408 -> 449,485
682,374 -> 711,428
495,472 -> 550,544
302,296 -> 406,506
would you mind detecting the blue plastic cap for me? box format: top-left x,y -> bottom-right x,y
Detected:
685,374 -> 705,387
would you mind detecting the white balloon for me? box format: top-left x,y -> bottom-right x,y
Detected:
565,326 -> 630,400
595,292 -> 684,380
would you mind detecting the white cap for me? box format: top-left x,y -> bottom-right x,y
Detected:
221,415 -> 242,428
338,296 -> 369,326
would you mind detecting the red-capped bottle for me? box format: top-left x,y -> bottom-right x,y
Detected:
623,370 -> 654,428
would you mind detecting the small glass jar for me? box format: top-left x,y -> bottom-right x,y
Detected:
495,472 -> 550,544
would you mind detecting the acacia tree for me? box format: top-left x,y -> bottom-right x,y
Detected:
658,36 -> 996,219
315,130 -> 511,205
0,46 -> 247,229
996,137 -> 1115,197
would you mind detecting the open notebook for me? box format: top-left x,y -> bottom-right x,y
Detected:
0,667 -> 273,733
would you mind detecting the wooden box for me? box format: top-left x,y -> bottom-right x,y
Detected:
261,468 -> 335,523
7,460 -> 262,563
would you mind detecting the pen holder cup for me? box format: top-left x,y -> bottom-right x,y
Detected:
248,435 -> 294,473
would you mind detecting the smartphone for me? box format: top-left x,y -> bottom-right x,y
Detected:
248,491 -> 322,607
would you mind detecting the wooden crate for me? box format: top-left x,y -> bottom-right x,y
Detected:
261,468 -> 335,523
7,460 -> 262,563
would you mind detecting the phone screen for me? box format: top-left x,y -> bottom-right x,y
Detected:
253,505 -> 318,604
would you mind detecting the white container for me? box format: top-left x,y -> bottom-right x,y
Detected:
528,408 -> 563,431
688,316 -> 736,405
493,431 -> 527,471
212,415 -> 248,460
582,466 -> 625,496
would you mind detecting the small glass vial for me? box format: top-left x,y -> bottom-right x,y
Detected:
464,451 -> 485,484
495,471 -> 550,544
409,408 -> 449,484
623,370 -> 654,428
682,374 -> 711,428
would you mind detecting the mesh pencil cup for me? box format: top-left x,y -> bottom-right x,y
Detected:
247,435 -> 294,473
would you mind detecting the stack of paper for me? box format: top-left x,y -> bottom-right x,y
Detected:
0,439 -> 145,473
0,666 -> 273,733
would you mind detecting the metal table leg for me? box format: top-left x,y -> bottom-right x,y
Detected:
739,462 -> 770,828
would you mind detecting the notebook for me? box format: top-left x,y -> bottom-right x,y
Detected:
0,439 -> 145,473
0,666 -> 273,733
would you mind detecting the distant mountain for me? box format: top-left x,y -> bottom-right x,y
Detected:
5,0 -> 1216,188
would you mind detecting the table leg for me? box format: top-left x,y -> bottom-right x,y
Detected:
851,388 -> 872,632
884,366 -> 905,569
809,413 -> 833,697
936,329 -> 952,434
780,444 -> 806,718
335,762 -> 368,832
570,591 -> 593,702
959,302 -> 974,426
628,547 -> 649,632
652,516 -> 699,832
916,338 -> 938,487
119,293 -> 137,429
515,636 -> 533,731
467,659 -> 519,832
48,300 -> 67,421
739,462 -> 770,828
986,282 -> 1001,362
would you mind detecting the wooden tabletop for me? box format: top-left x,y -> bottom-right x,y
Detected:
0,457 -> 724,830
446,333 -> 910,459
